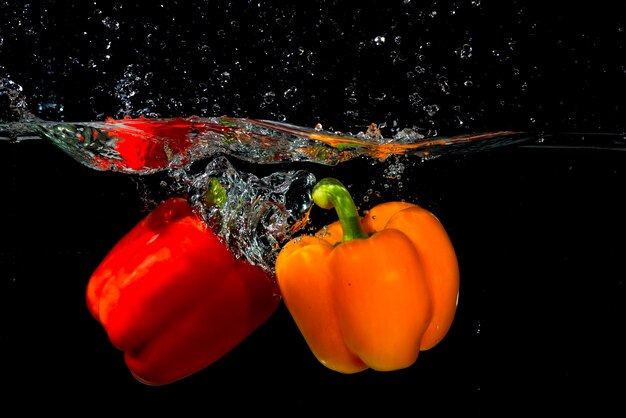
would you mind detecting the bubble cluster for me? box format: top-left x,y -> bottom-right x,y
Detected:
0,77 -> 37,122
188,155 -> 316,274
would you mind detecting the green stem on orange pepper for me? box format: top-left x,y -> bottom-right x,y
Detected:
276,176 -> 460,374
311,177 -> 368,242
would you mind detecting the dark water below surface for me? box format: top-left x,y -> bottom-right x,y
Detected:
1,139 -> 624,413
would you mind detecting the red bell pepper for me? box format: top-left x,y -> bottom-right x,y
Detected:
86,196 -> 280,385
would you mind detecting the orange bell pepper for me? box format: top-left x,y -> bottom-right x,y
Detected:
275,177 -> 459,373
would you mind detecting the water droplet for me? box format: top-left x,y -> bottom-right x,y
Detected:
408,92 -> 423,108
508,38 -> 517,50
283,86 -> 297,99
262,91 -> 275,104
423,104 -> 439,116
373,35 -> 385,45
102,17 -> 120,31
438,76 -> 451,94
357,123 -> 383,141
455,43 -> 473,59
393,127 -> 425,143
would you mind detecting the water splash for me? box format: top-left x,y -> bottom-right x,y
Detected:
0,78 -> 39,122
0,116 -> 529,173
186,155 -> 316,273
0,75 -> 531,274
2,116 -> 624,274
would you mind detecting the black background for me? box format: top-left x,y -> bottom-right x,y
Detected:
1,1 -> 625,414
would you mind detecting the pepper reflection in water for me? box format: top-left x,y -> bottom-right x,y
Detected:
0,116 -> 528,173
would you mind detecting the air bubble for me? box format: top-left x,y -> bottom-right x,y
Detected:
424,104 -> 439,116
262,91 -> 276,104
102,17 -> 120,31
455,43 -> 473,59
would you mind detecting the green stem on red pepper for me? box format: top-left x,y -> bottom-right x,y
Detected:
204,177 -> 227,208
311,177 -> 368,242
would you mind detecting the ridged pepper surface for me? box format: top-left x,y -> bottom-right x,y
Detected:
86,196 -> 280,385
275,177 -> 459,373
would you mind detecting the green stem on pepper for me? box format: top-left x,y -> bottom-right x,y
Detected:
311,177 -> 368,242
204,177 -> 227,208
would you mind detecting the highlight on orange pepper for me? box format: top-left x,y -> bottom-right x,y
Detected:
275,177 -> 459,373
86,195 -> 280,385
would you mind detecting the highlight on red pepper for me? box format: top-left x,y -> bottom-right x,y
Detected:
275,177 -> 459,374
86,195 -> 280,385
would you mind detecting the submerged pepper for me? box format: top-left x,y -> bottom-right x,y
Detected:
86,196 -> 280,385
275,177 -> 459,373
